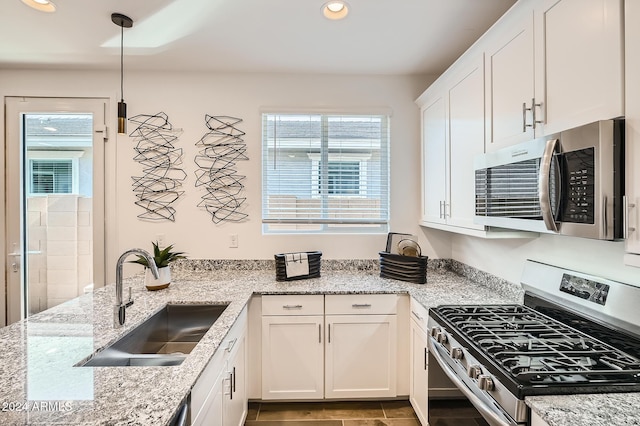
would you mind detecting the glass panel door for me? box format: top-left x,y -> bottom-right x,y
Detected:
5,98 -> 107,324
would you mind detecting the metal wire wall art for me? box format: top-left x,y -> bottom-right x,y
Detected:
129,112 -> 186,221
194,115 -> 248,223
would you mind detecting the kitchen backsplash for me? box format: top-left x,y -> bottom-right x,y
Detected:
170,258 -> 522,300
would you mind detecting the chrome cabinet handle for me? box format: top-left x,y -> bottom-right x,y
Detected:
624,196 -> 637,239
539,138 -> 560,233
532,98 -> 543,128
319,324 -> 322,343
439,201 -> 444,219
328,323 -> 331,343
522,102 -> 531,132
282,304 -> 303,310
226,337 -> 237,352
603,195 -> 608,240
411,310 -> 423,321
424,347 -> 428,371
352,303 -> 372,308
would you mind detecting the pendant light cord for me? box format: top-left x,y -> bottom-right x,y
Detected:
120,24 -> 124,102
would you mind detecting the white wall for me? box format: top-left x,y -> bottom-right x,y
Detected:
452,234 -> 640,286
1,69 -> 451,283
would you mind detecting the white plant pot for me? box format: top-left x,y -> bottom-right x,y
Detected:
145,266 -> 171,291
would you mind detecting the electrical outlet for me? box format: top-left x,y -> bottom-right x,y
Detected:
229,234 -> 238,248
156,234 -> 166,248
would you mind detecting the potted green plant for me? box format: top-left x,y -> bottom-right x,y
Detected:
130,241 -> 186,291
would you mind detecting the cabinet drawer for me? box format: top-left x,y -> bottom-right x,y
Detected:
410,297 -> 429,334
262,295 -> 324,316
325,294 -> 397,315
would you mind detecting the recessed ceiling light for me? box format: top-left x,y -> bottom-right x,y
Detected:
20,0 -> 56,12
323,0 -> 349,20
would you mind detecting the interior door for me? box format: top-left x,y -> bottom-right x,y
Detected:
4,97 -> 107,325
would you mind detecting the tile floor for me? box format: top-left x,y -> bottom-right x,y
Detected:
244,399 -> 489,426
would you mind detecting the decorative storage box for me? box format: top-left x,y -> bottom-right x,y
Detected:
275,251 -> 322,281
379,251 -> 428,284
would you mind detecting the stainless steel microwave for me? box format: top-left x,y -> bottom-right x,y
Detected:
474,119 -> 624,240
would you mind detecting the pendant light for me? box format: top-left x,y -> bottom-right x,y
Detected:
111,13 -> 133,134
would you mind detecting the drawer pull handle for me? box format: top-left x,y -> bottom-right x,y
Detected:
412,310 -> 423,321
283,304 -> 303,309
352,303 -> 372,308
226,337 -> 237,352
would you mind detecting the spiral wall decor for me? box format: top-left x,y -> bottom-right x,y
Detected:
194,114 -> 248,223
129,112 -> 186,221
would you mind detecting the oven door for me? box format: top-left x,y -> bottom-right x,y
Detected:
427,334 -> 524,426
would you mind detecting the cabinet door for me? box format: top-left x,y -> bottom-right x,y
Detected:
447,55 -> 486,229
224,336 -> 247,426
192,368 -> 224,426
421,96 -> 448,224
535,0 -> 623,135
625,0 -> 640,265
325,314 -> 397,399
409,320 -> 428,426
261,315 -> 324,399
485,3 -> 535,151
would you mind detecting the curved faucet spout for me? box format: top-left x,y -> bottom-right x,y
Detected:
115,248 -> 159,327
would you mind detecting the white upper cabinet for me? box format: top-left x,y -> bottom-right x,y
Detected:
624,0 -> 640,267
484,0 -> 623,152
418,55 -> 485,231
447,55 -> 486,230
420,94 -> 447,225
485,3 -> 536,151
535,0 -> 624,136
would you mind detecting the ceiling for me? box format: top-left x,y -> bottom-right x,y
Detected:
1,0 -> 516,75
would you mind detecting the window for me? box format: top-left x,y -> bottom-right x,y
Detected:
262,113 -> 390,233
30,160 -> 73,194
27,151 -> 83,195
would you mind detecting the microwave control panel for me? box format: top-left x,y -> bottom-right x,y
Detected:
561,147 -> 595,224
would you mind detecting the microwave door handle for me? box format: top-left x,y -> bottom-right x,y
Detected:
539,138 -> 559,233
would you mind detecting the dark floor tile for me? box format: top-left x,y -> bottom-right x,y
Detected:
475,417 -> 490,426
321,401 -> 384,419
429,418 -> 484,426
381,401 -> 418,419
246,402 -> 260,421
429,400 -> 483,418
257,402 -> 328,420
343,419 -> 420,426
245,421 -> 343,426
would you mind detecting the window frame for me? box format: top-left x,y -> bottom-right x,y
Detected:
261,112 -> 390,234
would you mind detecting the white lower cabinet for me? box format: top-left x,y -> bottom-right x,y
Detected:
191,307 -> 247,426
260,294 -> 399,400
261,314 -> 324,399
324,294 -> 398,399
409,299 -> 429,425
325,314 -> 397,398
261,295 -> 325,399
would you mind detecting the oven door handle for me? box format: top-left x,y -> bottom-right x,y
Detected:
539,138 -> 560,233
428,337 -> 516,426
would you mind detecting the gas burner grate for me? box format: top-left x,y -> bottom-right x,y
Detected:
433,305 -> 640,386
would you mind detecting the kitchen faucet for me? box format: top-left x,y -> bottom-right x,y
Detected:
115,248 -> 159,327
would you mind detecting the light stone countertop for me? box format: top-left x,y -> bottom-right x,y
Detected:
0,261 -> 637,426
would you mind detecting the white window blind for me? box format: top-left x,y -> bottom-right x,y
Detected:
262,113 -> 390,233
30,159 -> 73,194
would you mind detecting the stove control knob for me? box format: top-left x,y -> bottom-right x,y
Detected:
467,365 -> 482,379
450,347 -> 464,360
429,327 -> 441,338
436,331 -> 448,344
478,375 -> 495,391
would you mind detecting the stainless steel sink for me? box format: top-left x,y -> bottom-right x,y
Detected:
79,303 -> 229,367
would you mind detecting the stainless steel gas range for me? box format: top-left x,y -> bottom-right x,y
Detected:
427,260 -> 640,426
